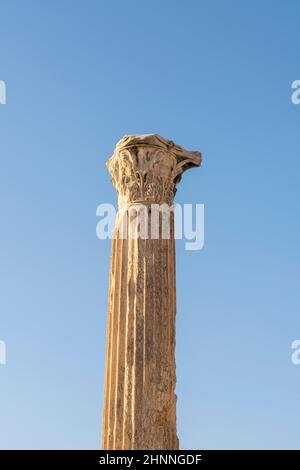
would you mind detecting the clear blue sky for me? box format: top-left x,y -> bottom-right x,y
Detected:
1,0 -> 300,450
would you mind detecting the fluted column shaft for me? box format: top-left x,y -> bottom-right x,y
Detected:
102,135 -> 201,450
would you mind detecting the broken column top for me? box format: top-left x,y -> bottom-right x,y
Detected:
111,133 -> 201,165
107,134 -> 201,208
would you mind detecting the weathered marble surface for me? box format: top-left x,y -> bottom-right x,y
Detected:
102,135 -> 201,449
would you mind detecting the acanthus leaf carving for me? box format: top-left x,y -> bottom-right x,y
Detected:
107,134 -> 201,208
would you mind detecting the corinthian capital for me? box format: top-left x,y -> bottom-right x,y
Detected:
106,134 -> 201,208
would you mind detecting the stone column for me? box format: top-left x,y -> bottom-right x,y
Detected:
102,134 -> 201,450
